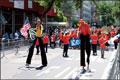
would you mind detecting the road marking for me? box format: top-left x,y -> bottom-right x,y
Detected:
96,57 -> 104,63
63,67 -> 77,79
55,67 -> 71,78
36,66 -> 60,77
72,71 -> 78,79
90,55 -> 99,62
76,58 -> 79,61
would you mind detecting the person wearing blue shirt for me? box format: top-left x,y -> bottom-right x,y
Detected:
4,32 -> 9,40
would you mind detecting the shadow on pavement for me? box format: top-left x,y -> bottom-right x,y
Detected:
35,66 -> 46,70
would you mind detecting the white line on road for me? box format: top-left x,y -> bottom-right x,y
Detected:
90,55 -> 99,62
76,58 -> 79,61
36,66 -> 60,77
55,67 -> 71,78
72,71 -> 78,79
96,57 -> 104,63
63,67 -> 77,79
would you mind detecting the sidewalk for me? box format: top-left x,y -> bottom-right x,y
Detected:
1,45 -> 118,79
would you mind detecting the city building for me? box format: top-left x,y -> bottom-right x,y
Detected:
0,0 -> 57,35
71,1 -> 93,24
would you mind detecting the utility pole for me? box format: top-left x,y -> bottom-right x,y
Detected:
45,14 -> 47,30
0,7 -> 2,35
80,0 -> 83,19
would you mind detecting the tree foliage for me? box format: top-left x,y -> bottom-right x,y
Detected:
112,1 -> 120,23
35,0 -> 69,22
96,1 -> 115,26
73,0 -> 83,10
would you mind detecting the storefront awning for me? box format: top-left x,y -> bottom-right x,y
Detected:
43,22 -> 69,26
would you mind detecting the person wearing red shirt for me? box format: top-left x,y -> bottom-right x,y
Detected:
74,31 -> 78,39
105,33 -> 109,51
78,19 -> 91,74
99,34 -> 106,58
43,33 -> 49,53
110,30 -> 116,37
35,38 -> 40,55
51,33 -> 56,48
63,32 -> 70,57
71,31 -> 74,39
91,32 -> 98,56
114,38 -> 118,49
59,32 -> 64,47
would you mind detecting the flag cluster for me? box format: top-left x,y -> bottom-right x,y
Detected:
20,17 -> 31,39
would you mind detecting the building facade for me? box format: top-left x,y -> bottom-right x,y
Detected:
0,0 -> 57,35
71,1 -> 94,24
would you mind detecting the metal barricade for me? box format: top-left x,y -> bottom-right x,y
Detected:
0,38 -> 33,58
109,40 -> 120,79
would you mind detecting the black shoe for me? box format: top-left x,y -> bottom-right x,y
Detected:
36,51 -> 39,55
42,65 -> 47,67
65,55 -> 69,57
93,54 -> 95,56
25,63 -> 30,68
95,54 -> 97,56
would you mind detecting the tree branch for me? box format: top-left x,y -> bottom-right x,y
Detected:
42,0 -> 56,16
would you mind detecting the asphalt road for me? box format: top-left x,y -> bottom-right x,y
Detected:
1,46 -> 118,79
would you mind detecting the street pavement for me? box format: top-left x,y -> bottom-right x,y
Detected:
1,45 -> 118,79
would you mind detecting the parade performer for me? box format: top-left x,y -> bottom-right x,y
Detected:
43,33 -> 49,53
51,33 -> 56,48
91,31 -> 98,56
99,33 -> 106,58
78,19 -> 91,74
35,38 -> 40,55
104,33 -> 109,51
114,38 -> 118,49
63,32 -> 70,57
25,18 -> 47,67
58,32 -> 64,47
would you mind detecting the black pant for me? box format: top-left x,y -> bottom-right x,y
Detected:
80,34 -> 91,66
59,40 -> 63,47
63,44 -> 69,56
92,44 -> 97,54
114,42 -> 118,49
51,42 -> 55,48
26,37 -> 47,66
36,45 -> 40,54
44,43 -> 48,53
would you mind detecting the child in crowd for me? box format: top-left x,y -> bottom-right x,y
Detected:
63,32 -> 70,57
43,33 -> 49,53
99,33 -> 106,58
91,31 -> 98,56
51,33 -> 56,48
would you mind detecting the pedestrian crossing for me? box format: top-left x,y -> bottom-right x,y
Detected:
1,47 -> 115,79
35,66 -> 96,79
55,67 -> 71,78
62,52 -> 107,63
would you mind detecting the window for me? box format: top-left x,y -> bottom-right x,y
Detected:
9,0 -> 14,2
